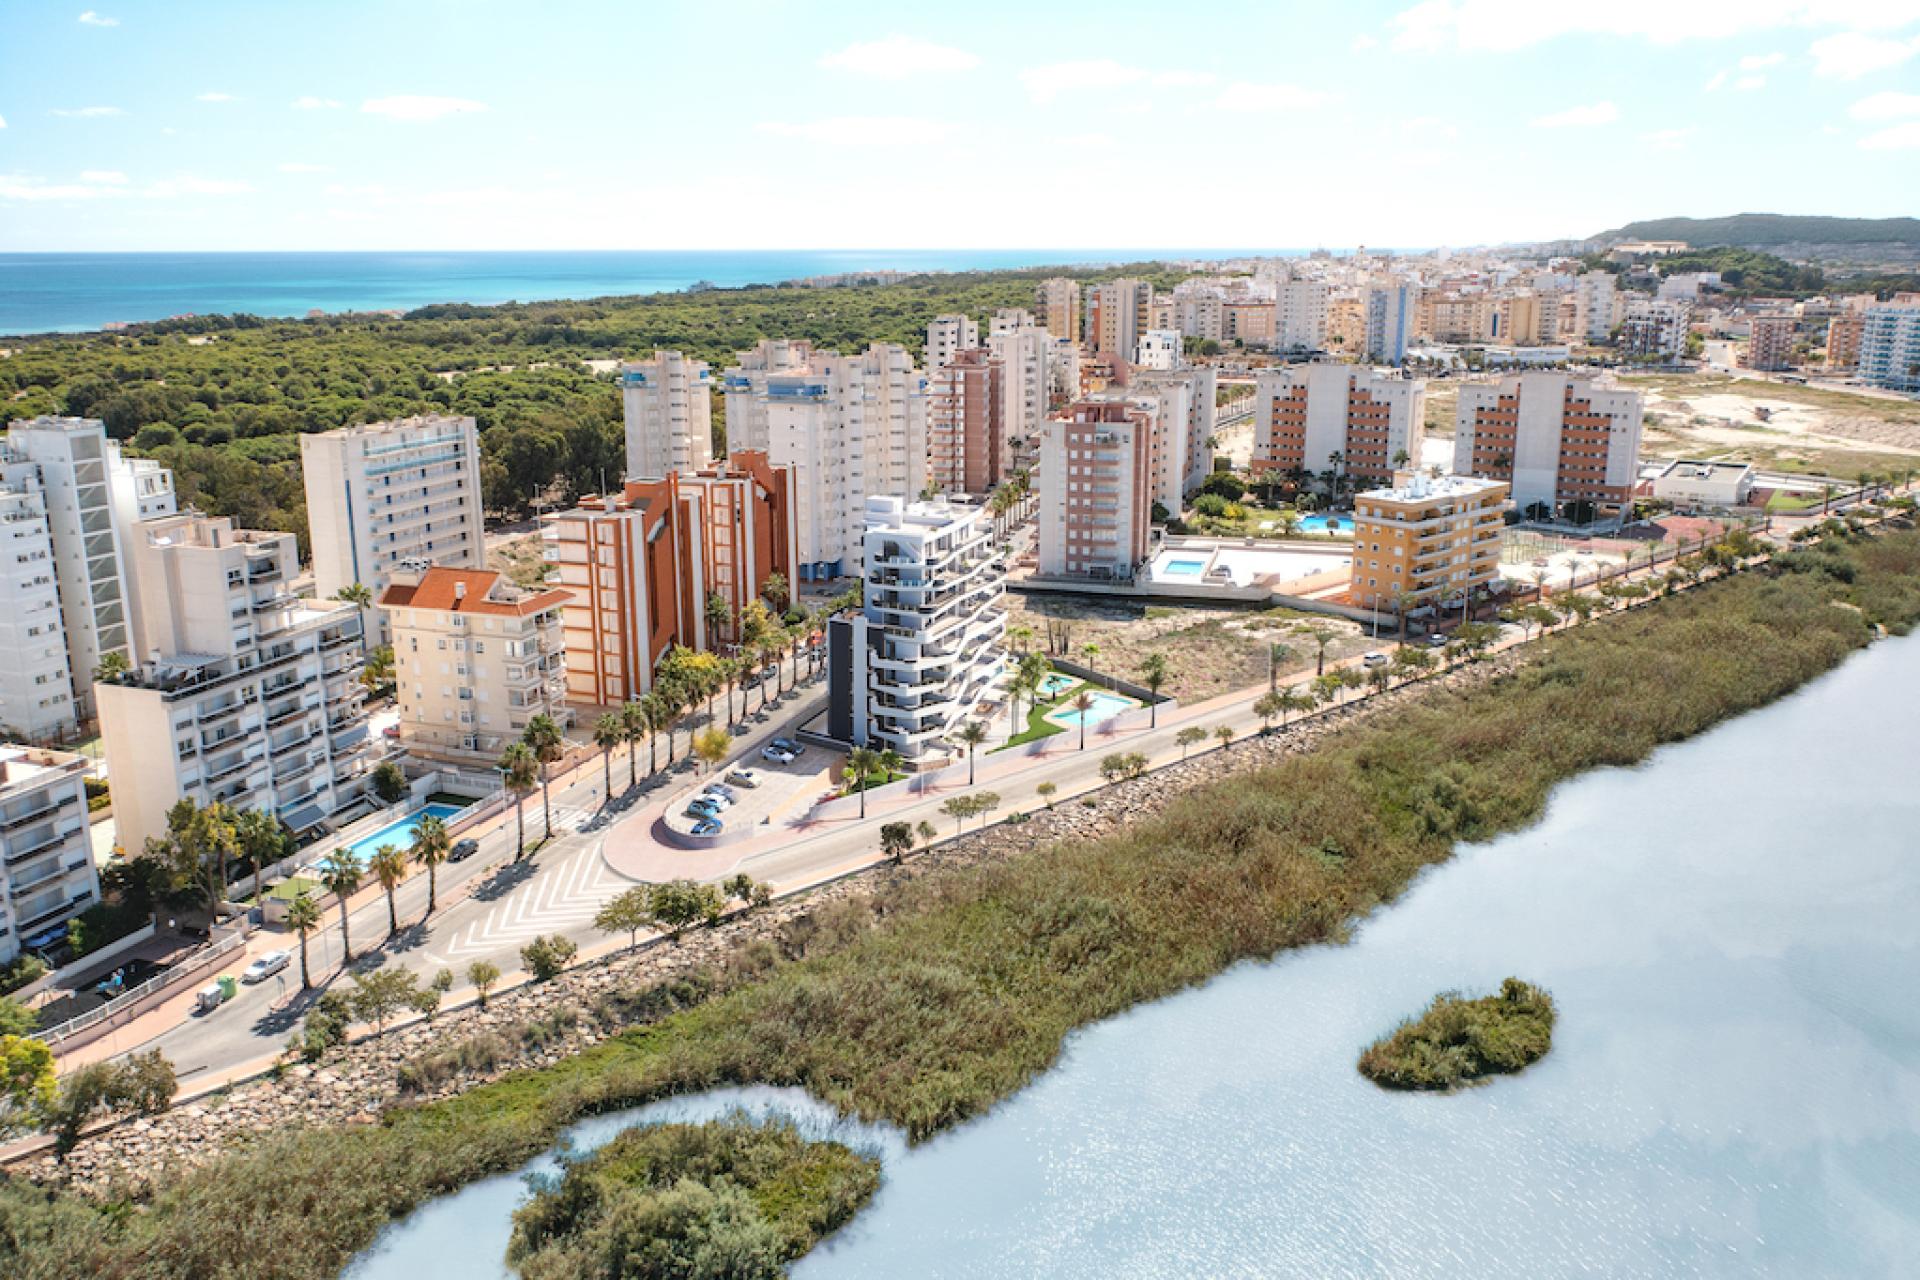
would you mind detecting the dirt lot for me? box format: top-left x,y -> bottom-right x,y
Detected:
487,532 -> 550,588
1003,592 -> 1376,702
1624,373 -> 1920,478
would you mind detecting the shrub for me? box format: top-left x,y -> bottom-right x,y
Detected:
520,935 -> 579,982
1357,979 -> 1557,1090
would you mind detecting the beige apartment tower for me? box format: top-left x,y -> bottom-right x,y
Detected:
1454,372 -> 1642,516
1038,401 -> 1155,581
621,350 -> 714,479
1037,278 -> 1080,346
1350,472 -> 1509,612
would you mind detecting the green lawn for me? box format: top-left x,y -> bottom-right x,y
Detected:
1767,490 -> 1822,512
995,681 -> 1093,751
258,876 -> 319,904
841,769 -> 906,797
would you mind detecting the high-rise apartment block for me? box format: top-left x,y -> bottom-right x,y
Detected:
1134,329 -> 1182,371
722,340 -> 926,580
1,416 -> 176,734
1859,302 -> 1920,394
1350,472 -> 1508,611
1454,372 -> 1643,515
97,513 -> 372,854
1825,313 -> 1865,370
379,564 -> 571,766
988,309 -> 1054,450
1250,364 -> 1426,486
1038,401 -> 1155,581
1085,279 -> 1154,359
1130,364 -> 1219,501
1366,282 -> 1415,364
1274,280 -> 1330,350
928,349 -> 1007,496
544,452 -> 796,707
1037,277 -> 1080,345
1619,299 -> 1690,361
301,415 -> 486,641
0,745 -> 99,962
621,350 -> 713,479
1572,272 -> 1620,343
925,314 -> 980,373
1745,314 -> 1797,371
826,496 -> 1004,763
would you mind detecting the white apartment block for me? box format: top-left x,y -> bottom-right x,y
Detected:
301,415 -> 486,641
1085,279 -> 1153,359
2,416 -> 176,729
1619,299 -> 1690,361
1454,371 -> 1644,515
722,340 -> 927,580
1048,336 -> 1081,407
1366,282 -> 1415,364
1037,277 -> 1081,344
1859,302 -> 1920,395
926,314 -> 980,373
1132,364 -> 1220,501
380,564 -> 571,766
988,309 -> 1054,449
1251,364 -> 1425,487
1135,329 -> 1182,371
1038,401 -> 1155,581
621,349 -> 713,479
826,496 -> 1005,763
97,513 -> 373,855
1572,272 -> 1620,343
0,472 -> 75,742
1275,280 -> 1330,350
0,745 -> 99,962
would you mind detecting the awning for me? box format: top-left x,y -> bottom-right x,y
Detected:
281,803 -> 326,835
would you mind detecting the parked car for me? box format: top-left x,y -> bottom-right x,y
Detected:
771,737 -> 806,756
1427,633 -> 1450,648
381,724 -> 401,739
1362,652 -> 1389,669
241,950 -> 291,984
691,817 -> 724,836
686,798 -> 725,819
193,981 -> 231,1014
703,782 -> 738,803
762,745 -> 797,765
695,788 -> 734,809
448,837 -> 480,862
725,768 -> 762,788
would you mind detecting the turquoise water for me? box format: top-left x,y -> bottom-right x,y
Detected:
1053,690 -> 1135,725
330,802 -> 465,868
1297,515 -> 1352,533
1037,672 -> 1078,698
1161,558 -> 1208,576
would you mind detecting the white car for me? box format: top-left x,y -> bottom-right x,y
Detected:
241,950 -> 292,984
1362,652 -> 1390,669
761,745 -> 796,765
725,768 -> 762,788
696,787 -> 734,809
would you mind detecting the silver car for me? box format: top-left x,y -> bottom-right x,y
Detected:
241,949 -> 292,983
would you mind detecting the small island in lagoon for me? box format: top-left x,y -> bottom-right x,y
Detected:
1358,978 -> 1557,1091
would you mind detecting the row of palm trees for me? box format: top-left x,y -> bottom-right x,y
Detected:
283,811 -> 453,990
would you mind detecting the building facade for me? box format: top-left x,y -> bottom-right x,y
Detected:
1036,277 -> 1080,345
1366,282 -> 1415,364
1085,279 -> 1154,359
988,309 -> 1054,452
1273,280 -> 1329,350
1134,329 -> 1182,371
0,745 -> 98,962
1618,299 -> 1690,361
379,565 -> 571,766
927,348 -> 1007,496
1745,314 -> 1797,371
301,415 -> 486,641
1131,364 -> 1219,501
1349,472 -> 1509,612
621,349 -> 713,480
97,513 -> 372,854
0,470 -> 74,743
1250,364 -> 1426,486
826,496 -> 1004,764
925,314 -> 980,373
1825,313 -> 1865,370
1038,401 -> 1155,581
1859,303 -> 1920,395
1454,372 -> 1643,516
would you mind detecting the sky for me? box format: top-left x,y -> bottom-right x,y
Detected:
1,0 -> 1918,252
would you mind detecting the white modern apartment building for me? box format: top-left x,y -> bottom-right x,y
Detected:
379,563 -> 571,766
1134,329 -> 1182,371
722,340 -> 927,580
0,472 -> 75,743
1036,277 -> 1080,345
926,314 -> 980,372
1859,301 -> 1920,395
1366,282 -> 1415,364
1275,280 -> 1330,350
826,496 -> 1005,764
1038,400 -> 1155,581
989,309 -> 1055,450
301,415 -> 486,641
1250,364 -> 1426,487
2,416 -> 177,731
1572,272 -> 1620,343
97,513 -> 373,855
1619,299 -> 1690,361
1454,371 -> 1644,516
0,745 -> 99,961
621,349 -> 713,479
1131,363 -> 1219,501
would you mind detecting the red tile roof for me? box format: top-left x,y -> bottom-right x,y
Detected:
378,567 -> 570,617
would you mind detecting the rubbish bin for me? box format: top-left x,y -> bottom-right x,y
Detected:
217,974 -> 238,1001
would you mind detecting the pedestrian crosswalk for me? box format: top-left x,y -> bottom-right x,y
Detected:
429,830 -> 621,963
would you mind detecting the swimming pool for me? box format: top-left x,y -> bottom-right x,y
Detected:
1052,690 -> 1136,726
1037,672 -> 1079,698
328,802 -> 466,867
1297,515 -> 1352,533
1161,557 -> 1209,576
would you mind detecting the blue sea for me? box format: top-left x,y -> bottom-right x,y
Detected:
0,249 -> 1299,337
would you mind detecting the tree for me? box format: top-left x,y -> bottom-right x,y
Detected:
1176,725 -> 1207,758
1036,781 -> 1058,809
361,643 -> 395,697
520,934 -> 579,981
594,886 -> 654,950
348,968 -> 422,1036
0,1034 -> 56,1127
594,712 -> 624,798
1253,690 -> 1286,733
1367,664 -> 1392,698
940,794 -> 978,836
1294,623 -> 1337,676
880,821 -> 913,865
368,843 -> 408,938
371,760 -> 408,806
1071,691 -> 1095,751
318,848 -> 363,965
1214,724 -> 1234,753
1138,652 -> 1168,727
286,892 -> 320,990
761,570 -> 790,616
704,591 -> 734,648
972,792 -> 1002,827
410,813 -> 451,916
1099,753 -> 1130,785
723,872 -> 772,910
647,879 -> 723,941
522,714 -> 565,840
845,746 -> 880,819
693,726 -> 731,772
637,691 -> 667,776
333,582 -> 374,650
500,741 -> 539,860
916,819 -> 938,852
93,650 -> 131,683
232,807 -> 291,909
43,1051 -> 176,1160
467,960 -> 501,1007
954,720 -> 989,785
621,699 -> 647,789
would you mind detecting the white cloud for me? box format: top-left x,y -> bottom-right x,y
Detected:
817,35 -> 979,79
49,106 -> 124,118
1351,33 -> 1379,50
1641,128 -> 1693,149
1531,100 -> 1619,128
1734,74 -> 1769,90
1404,115 -> 1461,140
79,169 -> 128,183
278,162 -> 331,174
0,172 -> 126,201
292,96 -> 343,110
77,10 -> 118,26
1739,52 -> 1786,69
1705,69 -> 1730,91
196,91 -> 236,103
1213,82 -> 1330,112
1390,2 -> 1920,53
1018,59 -> 1216,104
1851,90 -> 1920,119
0,115 -> 7,130
360,95 -> 487,122
1810,30 -> 1920,78
1058,131 -> 1118,148
1859,120 -> 1920,148
756,116 -> 953,146
142,175 -> 254,197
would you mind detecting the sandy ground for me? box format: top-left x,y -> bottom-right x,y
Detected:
486,532 -> 550,588
1629,375 -> 1920,469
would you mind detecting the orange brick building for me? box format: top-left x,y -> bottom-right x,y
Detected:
1350,471 -> 1509,611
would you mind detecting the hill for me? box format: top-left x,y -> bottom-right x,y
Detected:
1597,214 -> 1920,249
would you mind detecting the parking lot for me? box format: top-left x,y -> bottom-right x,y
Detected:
659,738 -> 835,839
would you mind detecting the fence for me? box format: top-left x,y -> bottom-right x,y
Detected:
39,927 -> 247,1051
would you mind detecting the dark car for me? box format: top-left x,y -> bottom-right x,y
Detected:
448,837 -> 480,862
770,737 -> 806,756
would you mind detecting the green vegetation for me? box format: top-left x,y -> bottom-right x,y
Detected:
506,1118 -> 880,1280
1357,979 -> 1556,1090
3,528 -> 1918,1279
1602,213 -> 1920,249
994,678 -> 1087,750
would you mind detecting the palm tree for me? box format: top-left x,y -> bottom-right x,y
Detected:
1072,690 -> 1095,751
638,690 -> 666,774
846,746 -> 879,819
522,713 -> 564,839
1082,643 -> 1102,688
499,741 -> 539,860
1295,623 -> 1336,677
318,848 -> 362,966
704,591 -> 734,647
93,650 -> 131,683
620,700 -> 646,789
1138,652 -> 1168,727
368,843 -> 407,937
232,808 -> 288,909
593,712 -> 623,800
954,720 -> 989,785
285,892 -> 320,991
876,747 -> 902,784
410,813 -> 451,914
761,571 -> 790,617
334,582 -> 375,651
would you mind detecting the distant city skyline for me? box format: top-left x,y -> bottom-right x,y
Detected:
2,0 -> 1918,252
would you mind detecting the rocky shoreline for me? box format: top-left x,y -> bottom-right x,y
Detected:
25,656 -> 1519,1197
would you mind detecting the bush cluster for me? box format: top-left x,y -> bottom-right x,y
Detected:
1357,979 -> 1556,1090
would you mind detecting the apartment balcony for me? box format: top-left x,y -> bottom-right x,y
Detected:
19,890 -> 92,934
1,795 -> 72,831
206,751 -> 265,784
265,695 -> 319,728
5,819 -> 85,864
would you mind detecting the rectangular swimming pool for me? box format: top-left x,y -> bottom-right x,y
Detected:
328,802 -> 468,867
1161,558 -> 1208,576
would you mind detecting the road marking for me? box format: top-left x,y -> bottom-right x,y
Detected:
429,837 -> 623,962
